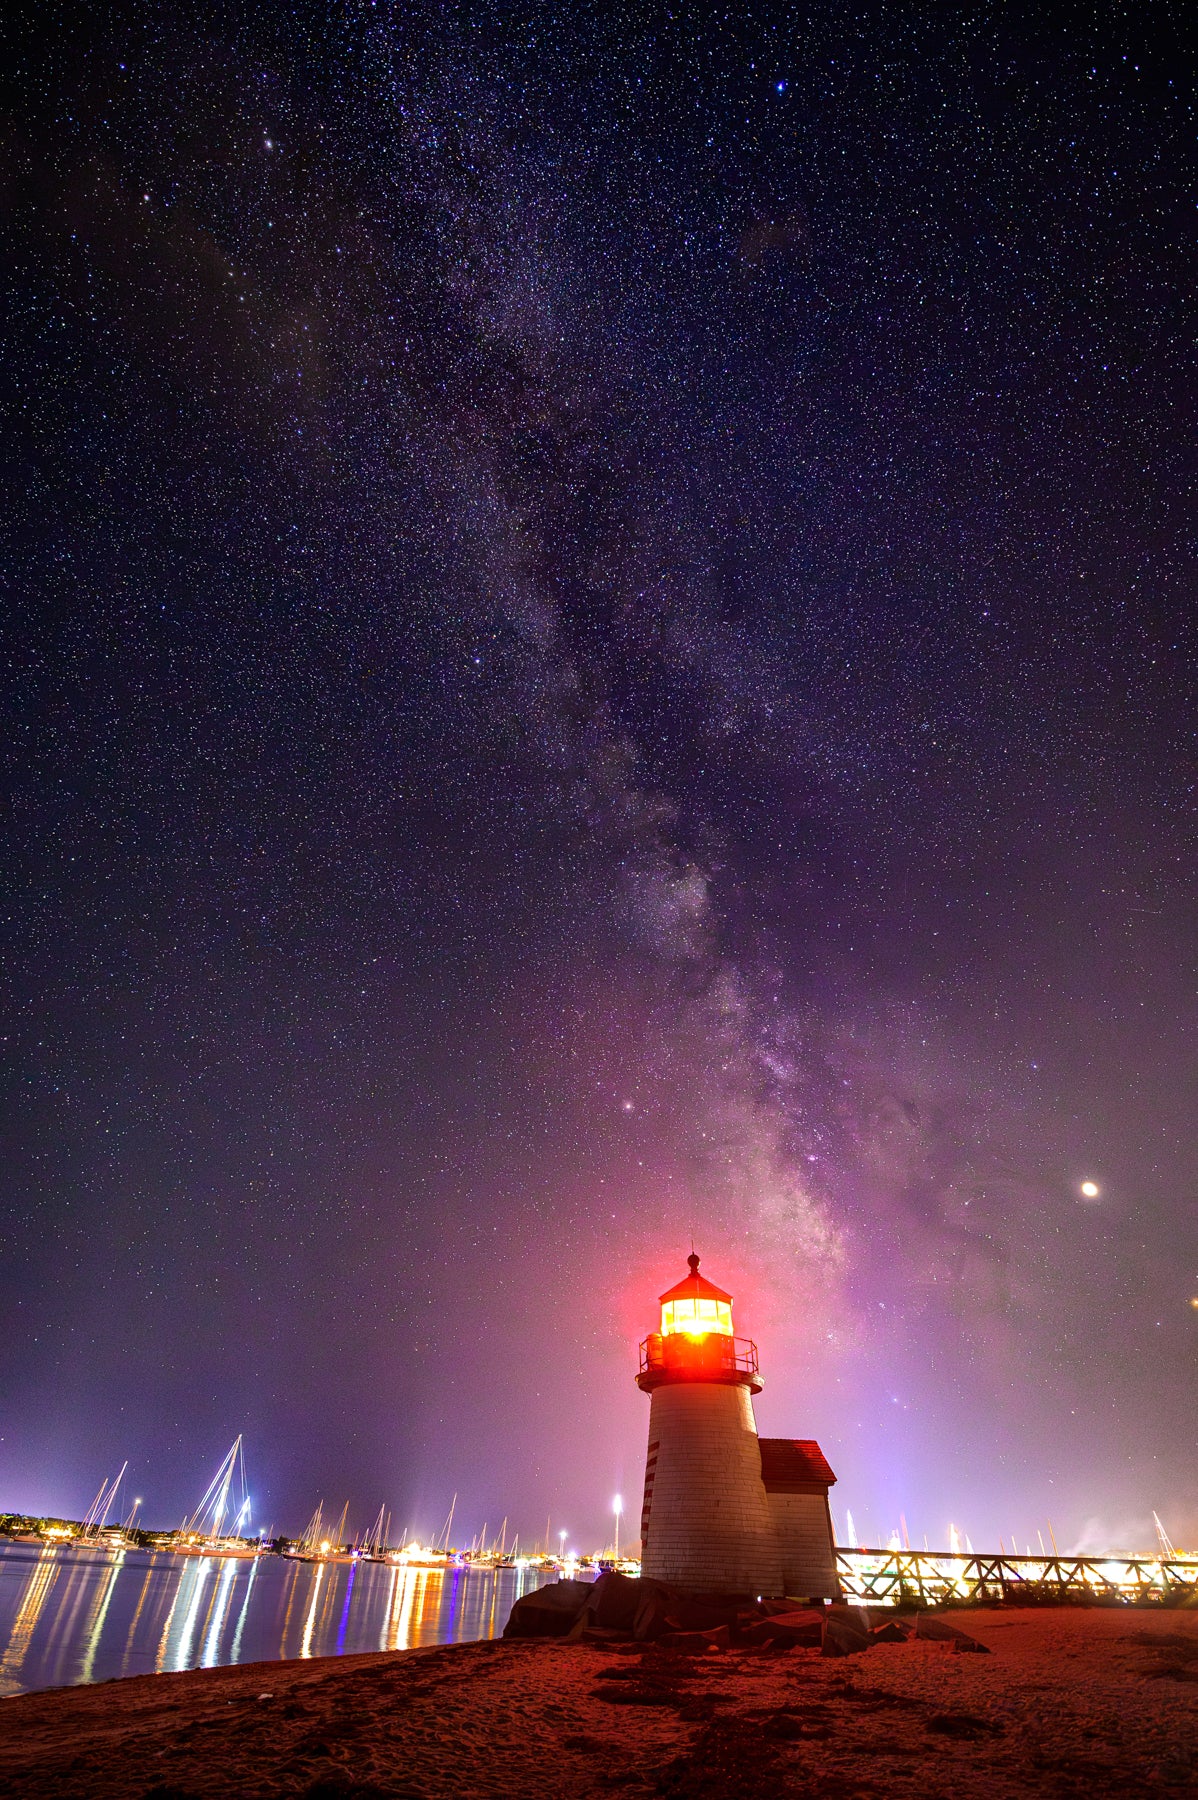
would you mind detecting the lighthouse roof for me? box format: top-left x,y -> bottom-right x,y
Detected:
658,1252 -> 732,1307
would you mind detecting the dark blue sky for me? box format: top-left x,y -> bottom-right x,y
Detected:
2,1 -> 1195,1553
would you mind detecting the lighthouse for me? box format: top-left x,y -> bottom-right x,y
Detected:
636,1253 -> 839,1599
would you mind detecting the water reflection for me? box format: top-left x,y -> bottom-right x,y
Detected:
0,1544 -> 568,1697
300,1561 -> 325,1658
79,1554 -> 124,1685
229,1555 -> 258,1665
202,1557 -> 239,1668
0,1549 -> 60,1694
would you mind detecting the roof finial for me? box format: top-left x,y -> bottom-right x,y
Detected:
687,1250 -> 700,1277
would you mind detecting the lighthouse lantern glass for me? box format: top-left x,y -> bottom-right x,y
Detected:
660,1294 -> 733,1338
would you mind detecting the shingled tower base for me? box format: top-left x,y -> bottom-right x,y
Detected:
636,1254 -> 838,1599
637,1254 -> 780,1594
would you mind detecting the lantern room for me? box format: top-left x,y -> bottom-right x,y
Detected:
637,1253 -> 761,1394
659,1252 -> 734,1338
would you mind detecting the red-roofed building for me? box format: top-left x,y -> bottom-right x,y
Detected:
758,1439 -> 838,1597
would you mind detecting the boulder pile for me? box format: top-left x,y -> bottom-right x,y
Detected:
503,1572 -> 992,1657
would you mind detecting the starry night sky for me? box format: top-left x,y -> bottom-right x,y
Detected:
2,3 -> 1195,1554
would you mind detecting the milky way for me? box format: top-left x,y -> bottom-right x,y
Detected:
3,5 -> 1195,1553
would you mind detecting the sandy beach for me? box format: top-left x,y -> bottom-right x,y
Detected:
2,1606 -> 1195,1798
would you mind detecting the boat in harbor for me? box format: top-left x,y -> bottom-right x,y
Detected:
165,1437 -> 261,1557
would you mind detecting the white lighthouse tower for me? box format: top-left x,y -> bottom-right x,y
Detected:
636,1253 -> 783,1595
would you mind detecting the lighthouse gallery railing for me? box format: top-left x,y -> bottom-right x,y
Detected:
638,1333 -> 759,1380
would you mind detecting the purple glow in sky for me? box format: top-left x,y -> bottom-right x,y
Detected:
2,3 -> 1195,1556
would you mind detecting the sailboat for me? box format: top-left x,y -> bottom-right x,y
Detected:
172,1437 -> 258,1556
69,1464 -> 129,1549
389,1497 -> 457,1567
362,1504 -> 390,1560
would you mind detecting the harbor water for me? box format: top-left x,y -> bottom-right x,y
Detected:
0,1542 -> 564,1697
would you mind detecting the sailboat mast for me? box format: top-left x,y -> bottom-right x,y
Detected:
81,1477 -> 108,1537
97,1463 -> 128,1537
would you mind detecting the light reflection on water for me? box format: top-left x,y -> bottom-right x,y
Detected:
0,1542 -> 564,1697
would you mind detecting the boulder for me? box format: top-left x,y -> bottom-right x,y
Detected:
584,1571 -> 666,1633
821,1615 -> 871,1657
502,1579 -> 593,1639
740,1609 -> 825,1649
870,1619 -> 912,1644
826,1604 -> 871,1630
671,1594 -> 741,1630
659,1625 -> 731,1652
633,1587 -> 674,1642
503,1575 -> 823,1647
914,1614 -> 991,1653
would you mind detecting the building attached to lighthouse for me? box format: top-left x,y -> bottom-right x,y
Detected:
637,1253 -> 838,1599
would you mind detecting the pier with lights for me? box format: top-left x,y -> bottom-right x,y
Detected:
836,1546 -> 1198,1607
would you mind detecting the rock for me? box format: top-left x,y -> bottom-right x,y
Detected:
826,1604 -> 872,1630
663,1593 -> 743,1632
821,1616 -> 871,1657
504,1575 -> 821,1647
926,1712 -> 1002,1738
583,1571 -> 656,1632
740,1609 -> 825,1648
658,1625 -> 730,1652
502,1579 -> 593,1638
914,1614 -> 991,1654
632,1587 -> 674,1642
869,1619 -> 912,1643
